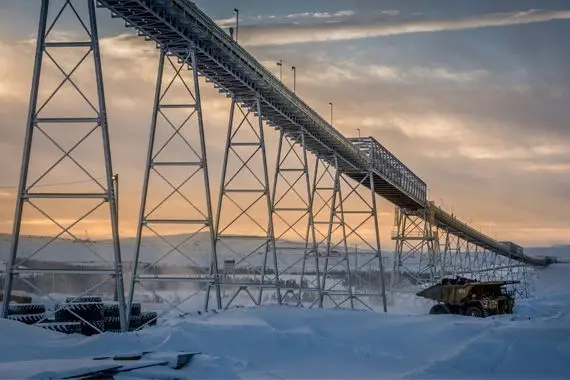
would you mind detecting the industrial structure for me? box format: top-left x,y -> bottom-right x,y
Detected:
0,0 -> 554,332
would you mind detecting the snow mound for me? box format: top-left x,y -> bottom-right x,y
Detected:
0,252 -> 569,378
0,302 -> 569,379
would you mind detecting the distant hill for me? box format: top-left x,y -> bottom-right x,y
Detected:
0,233 -> 566,269
525,245 -> 570,260
0,233 -> 381,268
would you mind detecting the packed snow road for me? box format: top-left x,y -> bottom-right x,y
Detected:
0,264 -> 569,379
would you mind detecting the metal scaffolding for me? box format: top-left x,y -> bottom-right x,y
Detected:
214,97 -> 281,308
127,48 -> 220,329
1,0 -> 127,332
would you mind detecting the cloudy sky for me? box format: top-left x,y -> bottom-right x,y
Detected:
0,0 -> 569,250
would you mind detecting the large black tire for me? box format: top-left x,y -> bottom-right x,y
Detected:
7,313 -> 47,325
65,296 -> 102,304
80,320 -> 105,336
37,322 -> 82,335
103,316 -> 121,332
140,311 -> 158,327
7,304 -> 46,315
465,305 -> 485,318
128,315 -> 143,331
103,302 -> 141,318
505,298 -> 515,314
129,312 -> 158,331
54,302 -> 104,323
429,304 -> 449,315
104,310 -> 158,332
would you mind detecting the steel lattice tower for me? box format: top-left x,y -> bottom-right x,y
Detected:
214,97 -> 281,308
335,169 -> 388,312
309,156 -> 353,308
127,48 -> 221,328
271,130 -> 320,306
392,207 -> 536,300
1,0 -> 127,331
391,207 -> 438,296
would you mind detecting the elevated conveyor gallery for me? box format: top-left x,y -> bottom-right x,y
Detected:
96,0 -> 552,267
350,137 -> 552,267
428,204 -> 552,267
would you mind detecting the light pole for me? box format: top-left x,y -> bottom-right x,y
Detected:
329,102 -> 333,126
233,8 -> 239,42
112,173 -> 119,302
357,128 -> 360,138
276,59 -> 282,81
291,65 -> 296,93
113,174 -> 119,224
355,244 -> 359,292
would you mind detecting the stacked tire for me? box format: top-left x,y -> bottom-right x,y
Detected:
102,303 -> 157,332
103,302 -> 142,332
4,302 -> 82,335
5,297 -> 159,335
54,296 -> 105,336
129,311 -> 158,331
37,322 -> 82,335
65,296 -> 102,303
6,303 -> 47,326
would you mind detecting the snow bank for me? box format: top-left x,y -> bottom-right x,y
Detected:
0,255 -> 569,378
1,303 -> 569,379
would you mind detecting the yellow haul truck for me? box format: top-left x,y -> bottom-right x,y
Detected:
416,277 -> 519,317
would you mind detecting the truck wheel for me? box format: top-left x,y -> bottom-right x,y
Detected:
505,298 -> 515,314
429,304 -> 449,314
465,306 -> 485,318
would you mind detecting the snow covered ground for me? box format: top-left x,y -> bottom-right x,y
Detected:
0,253 -> 569,378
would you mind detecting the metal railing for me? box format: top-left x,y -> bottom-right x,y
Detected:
350,137 -> 427,205
171,0 -> 375,165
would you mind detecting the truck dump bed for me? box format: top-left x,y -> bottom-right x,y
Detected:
416,279 -> 521,305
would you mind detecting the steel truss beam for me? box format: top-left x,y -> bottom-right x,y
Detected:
270,130 -> 320,307
1,0 -> 127,332
214,97 -> 281,308
128,48 -> 220,329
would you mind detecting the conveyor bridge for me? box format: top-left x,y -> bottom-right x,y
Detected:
96,0 -> 550,267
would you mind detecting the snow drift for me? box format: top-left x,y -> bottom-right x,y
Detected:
0,250 -> 569,379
